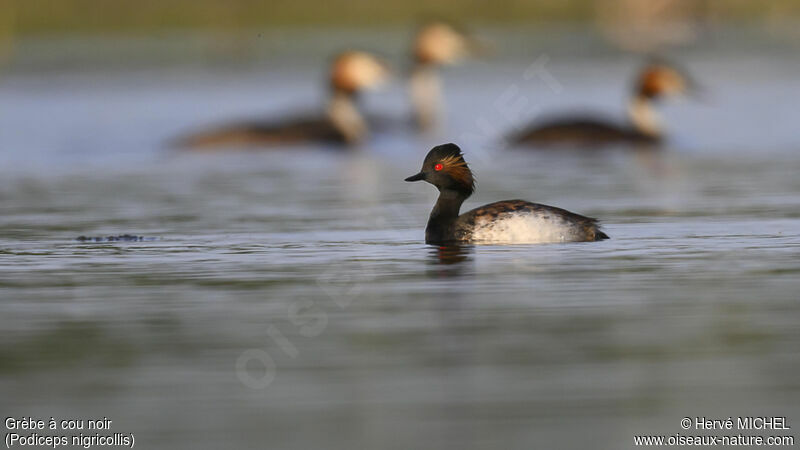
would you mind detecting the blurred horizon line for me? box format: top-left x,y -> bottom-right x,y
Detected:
3,0 -> 800,37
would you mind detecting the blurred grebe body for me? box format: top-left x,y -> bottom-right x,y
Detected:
510,61 -> 694,148
409,22 -> 482,132
405,143 -> 609,244
174,51 -> 389,149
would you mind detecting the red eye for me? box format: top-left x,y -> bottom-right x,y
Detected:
434,163 -> 443,171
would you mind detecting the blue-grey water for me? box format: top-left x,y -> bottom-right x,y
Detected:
1,29 -> 799,449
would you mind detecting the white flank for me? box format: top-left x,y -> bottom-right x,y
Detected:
470,211 -> 586,244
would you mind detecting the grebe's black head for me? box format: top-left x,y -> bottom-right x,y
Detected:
405,143 -> 475,196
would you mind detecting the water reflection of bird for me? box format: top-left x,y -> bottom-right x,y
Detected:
431,245 -> 472,265
410,21 -> 484,133
508,61 -> 696,148
426,245 -> 474,279
173,51 -> 390,150
405,143 -> 609,244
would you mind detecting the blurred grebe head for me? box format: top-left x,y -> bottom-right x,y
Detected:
635,61 -> 694,100
627,60 -> 697,138
413,22 -> 479,66
330,50 -> 391,95
405,143 -> 475,196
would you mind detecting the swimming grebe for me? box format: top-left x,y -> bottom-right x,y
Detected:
405,143 -> 609,244
509,61 -> 694,148
410,22 -> 482,132
175,51 -> 390,149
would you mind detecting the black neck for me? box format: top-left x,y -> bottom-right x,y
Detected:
426,189 -> 469,243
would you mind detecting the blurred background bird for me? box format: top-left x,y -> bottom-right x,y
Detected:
508,60 -> 697,149
173,50 -> 390,150
409,20 -> 486,133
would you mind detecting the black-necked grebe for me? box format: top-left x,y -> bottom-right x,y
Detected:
410,22 -> 483,132
174,51 -> 389,149
509,61 -> 695,148
405,143 -> 609,244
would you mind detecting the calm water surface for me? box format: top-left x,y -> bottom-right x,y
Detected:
1,35 -> 799,448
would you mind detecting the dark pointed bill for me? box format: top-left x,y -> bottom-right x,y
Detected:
404,172 -> 425,182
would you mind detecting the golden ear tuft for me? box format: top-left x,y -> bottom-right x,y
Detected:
439,153 -> 475,193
